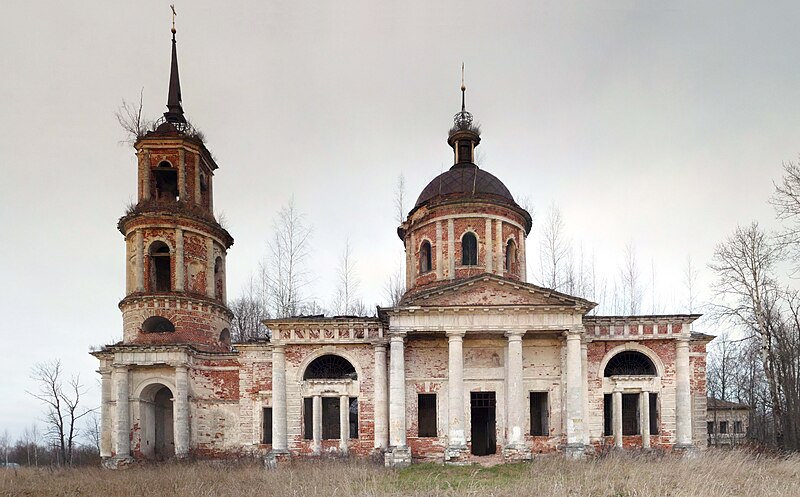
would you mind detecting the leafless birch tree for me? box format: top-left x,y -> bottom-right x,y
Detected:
539,205 -> 568,291
266,198 -> 312,318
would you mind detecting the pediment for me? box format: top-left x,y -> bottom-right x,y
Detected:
400,274 -> 595,310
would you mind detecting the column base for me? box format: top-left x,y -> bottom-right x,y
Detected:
101,455 -> 134,470
502,444 -> 532,462
564,443 -> 586,460
443,444 -> 469,465
264,449 -> 290,469
673,443 -> 697,457
384,446 -> 412,468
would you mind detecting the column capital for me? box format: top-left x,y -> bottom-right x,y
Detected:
504,330 -> 525,339
373,341 -> 388,351
564,327 -> 584,339
389,331 -> 407,342
112,363 -> 129,372
675,337 -> 691,345
272,343 -> 286,352
445,329 -> 466,339
174,364 -> 189,373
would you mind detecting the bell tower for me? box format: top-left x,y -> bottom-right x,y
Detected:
117,21 -> 234,351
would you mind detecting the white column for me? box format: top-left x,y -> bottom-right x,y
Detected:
447,330 -> 466,448
174,365 -> 190,458
675,338 -> 693,447
435,221 -> 444,279
100,368 -> 112,458
140,150 -> 151,201
312,395 -> 322,455
373,343 -> 389,450
174,229 -> 184,292
447,219 -> 455,279
135,230 -> 145,293
205,238 -> 215,298
613,389 -> 623,448
485,218 -> 493,273
339,395 -> 349,453
271,345 -> 288,452
388,332 -> 407,448
565,328 -> 585,455
641,391 -> 651,449
495,219 -> 503,276
505,330 -> 525,447
113,365 -> 130,458
581,340 -> 590,445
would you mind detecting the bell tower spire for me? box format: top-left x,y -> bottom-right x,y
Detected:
448,63 -> 480,166
164,5 -> 185,124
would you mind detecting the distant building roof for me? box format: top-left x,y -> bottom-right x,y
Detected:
707,397 -> 750,410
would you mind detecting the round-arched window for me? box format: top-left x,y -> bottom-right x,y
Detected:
303,355 -> 357,380
142,316 -> 175,333
461,232 -> 478,266
604,351 -> 656,377
420,241 -> 432,274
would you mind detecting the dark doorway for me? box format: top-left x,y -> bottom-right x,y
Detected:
153,386 -> 174,460
470,392 -> 496,456
262,407 -> 272,444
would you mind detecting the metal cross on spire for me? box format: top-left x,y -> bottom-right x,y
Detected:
461,62 -> 466,112
170,5 -> 177,34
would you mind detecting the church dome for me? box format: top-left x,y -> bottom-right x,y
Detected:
414,163 -> 515,208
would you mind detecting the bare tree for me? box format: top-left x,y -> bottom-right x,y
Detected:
28,360 -> 93,466
619,242 -> 642,315
384,270 -> 406,308
683,254 -> 700,314
539,205 -> 568,291
229,273 -> 270,341
394,173 -> 407,225
709,221 -> 783,444
332,239 -> 362,315
84,413 -> 101,455
265,198 -> 312,318
115,88 -> 152,145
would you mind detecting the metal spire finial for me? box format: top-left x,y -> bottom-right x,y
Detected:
452,62 -> 473,130
164,4 -> 186,124
461,62 -> 466,112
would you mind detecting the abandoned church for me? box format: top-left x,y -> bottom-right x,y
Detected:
92,26 -> 712,468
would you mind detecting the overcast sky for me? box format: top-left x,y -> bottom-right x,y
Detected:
2,1 -> 799,439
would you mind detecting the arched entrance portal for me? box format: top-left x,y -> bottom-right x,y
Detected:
139,384 -> 175,460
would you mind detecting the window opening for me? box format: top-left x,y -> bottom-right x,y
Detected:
622,393 -> 640,435
734,421 -> 743,434
303,398 -> 313,440
461,232 -> 478,266
219,328 -> 230,347
303,355 -> 357,380
649,393 -> 659,435
603,394 -> 613,436
530,392 -> 549,436
142,316 -> 175,333
604,351 -> 657,377
349,398 -> 359,439
149,241 -> 171,292
322,397 -> 340,440
262,407 -> 273,444
505,239 -> 517,272
707,421 -> 715,435
420,241 -> 432,274
418,394 -> 437,437
152,161 -> 179,201
719,421 -> 728,434
458,140 -> 472,163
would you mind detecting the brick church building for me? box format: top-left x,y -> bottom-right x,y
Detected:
93,26 -> 712,468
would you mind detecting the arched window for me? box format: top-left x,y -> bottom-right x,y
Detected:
149,241 -> 171,292
214,256 -> 224,300
142,316 -> 175,333
219,328 -> 231,347
461,232 -> 478,266
505,239 -> 517,271
604,351 -> 657,377
420,241 -> 432,274
303,354 -> 357,380
152,161 -> 179,201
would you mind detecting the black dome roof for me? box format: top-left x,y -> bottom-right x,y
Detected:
414,163 -> 515,208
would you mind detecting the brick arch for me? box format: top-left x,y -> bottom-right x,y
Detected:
133,376 -> 178,401
597,342 -> 665,379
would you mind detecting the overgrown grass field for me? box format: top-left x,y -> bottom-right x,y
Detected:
2,450 -> 799,497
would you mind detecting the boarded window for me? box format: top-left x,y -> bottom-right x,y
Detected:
734,421 -> 743,434
349,398 -> 359,439
603,394 -> 613,436
530,392 -> 549,436
707,421 -> 715,435
262,407 -> 272,444
418,394 -> 437,437
461,232 -> 478,266
649,393 -> 659,435
420,241 -> 432,273
719,421 -> 728,434
303,398 -> 313,440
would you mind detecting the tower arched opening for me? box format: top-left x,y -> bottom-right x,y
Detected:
505,239 -> 517,272
148,241 -> 171,292
461,232 -> 478,266
152,161 -> 179,202
141,316 -> 175,333
420,241 -> 432,274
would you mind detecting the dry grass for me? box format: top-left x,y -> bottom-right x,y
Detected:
2,450 -> 799,497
